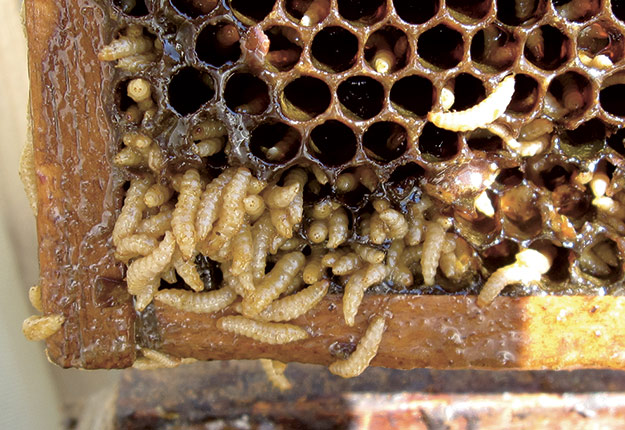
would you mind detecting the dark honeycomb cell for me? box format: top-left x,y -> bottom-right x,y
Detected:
466,129 -> 504,152
524,25 -> 572,71
393,0 -> 439,24
364,27 -> 409,74
308,120 -> 358,166
579,239 -> 622,280
281,76 -> 332,120
264,26 -> 303,72
449,73 -> 485,111
390,75 -> 434,117
496,167 -> 524,187
363,122 -> 407,163
224,73 -> 269,115
196,22 -> 241,67
250,122 -> 301,164
552,183 -> 591,218
417,25 -> 464,70
447,0 -> 491,21
546,71 -> 592,120
285,0 -> 331,26
470,25 -> 518,72
560,118 -> 606,157
418,123 -> 460,161
482,239 -> 519,272
115,79 -> 140,122
540,244 -> 571,284
500,185 -> 542,238
578,22 -> 625,65
454,208 -> 500,247
614,0 -> 625,22
230,0 -> 276,23
608,128 -> 625,156
553,0 -> 601,23
496,0 -> 544,25
335,166 -> 374,208
337,76 -> 385,120
311,26 -> 359,73
114,0 -> 149,16
600,76 -> 625,117
537,164 -> 572,191
387,162 -> 426,200
171,0 -> 217,18
337,0 -> 386,24
506,74 -> 539,114
168,67 -> 215,115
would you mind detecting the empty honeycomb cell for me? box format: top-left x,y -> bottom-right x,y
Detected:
534,163 -> 572,191
418,123 -> 460,161
168,67 -> 215,115
448,73 -> 486,111
608,128 -> 625,156
264,26 -> 303,72
229,0 -> 276,24
337,0 -> 386,25
249,122 -> 301,164
500,185 -> 542,238
386,162 -> 426,200
390,75 -> 434,117
281,76 -> 332,120
553,0 -> 601,23
466,129 -> 504,152
417,25 -> 464,70
524,25 -> 572,71
600,74 -> 625,117
470,25 -> 519,72
545,71 -> 592,120
496,0 -> 545,26
364,27 -> 409,74
506,73 -> 539,114
114,0 -> 149,16
454,209 -> 501,248
196,22 -> 241,68
393,0 -> 439,24
560,118 -> 606,157
308,120 -> 358,166
171,0 -> 217,18
311,26 -> 359,73
496,167 -> 524,187
337,76 -> 385,120
613,0 -> 625,23
224,73 -> 270,114
362,122 -> 407,162
285,0 -> 331,27
578,22 -> 625,66
447,0 -> 492,21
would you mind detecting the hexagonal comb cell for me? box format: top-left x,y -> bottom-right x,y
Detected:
600,73 -> 625,118
390,75 -> 434,117
545,71 -> 593,120
363,121 -> 407,163
578,22 -> 625,69
337,0 -> 386,24
308,120 -> 358,166
393,0 -> 439,24
365,27 -> 409,74
418,123 -> 460,162
524,25 -> 572,71
447,0 -> 491,21
337,76 -> 385,120
196,22 -> 241,68
224,73 -> 270,114
553,0 -> 601,23
229,0 -> 276,24
496,0 -> 545,26
311,26 -> 359,73
417,25 -> 464,70
168,67 -> 215,115
281,76 -> 331,120
250,122 -> 301,164
264,26 -> 303,72
471,24 -> 519,72
285,0 -> 331,26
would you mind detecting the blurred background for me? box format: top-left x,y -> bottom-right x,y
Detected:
0,0 -> 121,428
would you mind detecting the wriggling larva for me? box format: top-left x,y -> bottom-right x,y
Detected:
241,252 -> 306,316
332,253 -> 363,276
329,315 -> 386,378
244,195 -> 265,219
144,184 -> 173,208
196,169 -> 235,241
428,75 -> 516,132
203,168 -> 251,256
353,244 -> 385,264
285,169 -> 307,225
22,314 -> 65,341
98,33 -> 153,61
126,231 -> 175,306
264,182 -> 300,208
29,285 -> 43,313
260,359 -> 292,391
217,316 -> 310,344
172,248 -> 204,291
270,207 -> 294,238
255,280 -> 330,322
231,224 -> 253,276
137,202 -> 173,237
155,287 -> 236,314
343,263 -> 389,326
133,349 -> 196,370
251,214 -> 275,280
172,169 -> 202,260
379,209 -> 408,240
422,222 -> 446,286
113,176 -> 153,247
115,234 -> 158,261
19,140 -> 37,215
327,207 -> 349,248
303,253 -> 325,284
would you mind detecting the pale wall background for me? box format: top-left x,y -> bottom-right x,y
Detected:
0,1 -> 120,428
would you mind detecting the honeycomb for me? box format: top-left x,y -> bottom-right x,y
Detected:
104,0 -> 625,299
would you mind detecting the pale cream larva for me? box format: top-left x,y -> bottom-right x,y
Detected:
329,315 -> 386,378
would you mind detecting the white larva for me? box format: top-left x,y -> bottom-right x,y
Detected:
329,315 -> 386,378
